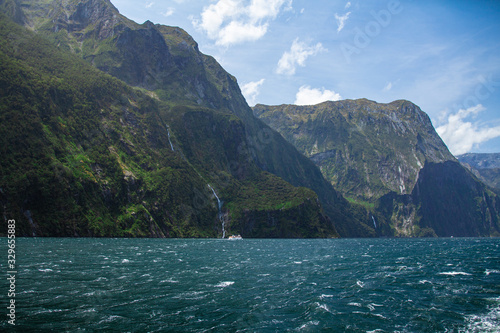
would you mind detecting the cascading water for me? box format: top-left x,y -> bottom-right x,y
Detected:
372,215 -> 377,229
166,125 -> 174,151
208,184 -> 225,238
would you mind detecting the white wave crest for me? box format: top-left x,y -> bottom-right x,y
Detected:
215,281 -> 234,287
438,271 -> 472,276
464,297 -> 500,332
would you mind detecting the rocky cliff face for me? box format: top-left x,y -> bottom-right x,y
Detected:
254,99 -> 453,201
411,161 -> 499,236
254,100 -> 500,237
3,0 -> 495,237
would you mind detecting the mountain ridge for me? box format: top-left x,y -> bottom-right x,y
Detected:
0,0 -> 367,238
253,100 -> 500,237
2,0 -> 498,237
253,99 -> 454,201
457,153 -> 500,190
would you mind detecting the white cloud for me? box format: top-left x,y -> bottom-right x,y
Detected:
345,1 -> 352,9
241,79 -> 265,106
276,38 -> 325,75
217,21 -> 268,46
145,1 -> 154,9
248,0 -> 291,19
335,11 -> 351,33
436,104 -> 500,155
193,0 -> 292,46
383,81 -> 392,92
163,8 -> 175,17
294,85 -> 342,105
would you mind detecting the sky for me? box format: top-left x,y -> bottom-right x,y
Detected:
110,0 -> 500,155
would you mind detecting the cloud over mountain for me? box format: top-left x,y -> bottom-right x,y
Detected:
294,86 -> 342,105
276,38 -> 325,75
241,78 -> 265,106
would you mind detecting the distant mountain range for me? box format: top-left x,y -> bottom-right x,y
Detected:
1,0 -> 499,237
457,153 -> 500,190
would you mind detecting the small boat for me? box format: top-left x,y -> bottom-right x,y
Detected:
228,234 -> 243,240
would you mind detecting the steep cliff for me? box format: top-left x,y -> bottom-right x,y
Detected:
3,0 -> 493,238
0,12 -> 215,237
254,100 -> 500,237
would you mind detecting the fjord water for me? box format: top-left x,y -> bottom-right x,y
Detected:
4,238 -> 500,332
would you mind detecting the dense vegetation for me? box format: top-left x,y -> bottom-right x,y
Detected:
3,0 -> 497,238
0,13 -> 211,237
0,6 -> 339,238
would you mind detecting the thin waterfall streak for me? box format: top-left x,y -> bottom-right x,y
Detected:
207,184 -> 221,210
372,215 -> 377,229
208,184 -> 225,238
166,126 -> 174,151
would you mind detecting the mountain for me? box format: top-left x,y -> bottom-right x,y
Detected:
3,0 -> 497,238
254,100 -> 500,237
457,153 -> 500,190
0,0 -> 374,237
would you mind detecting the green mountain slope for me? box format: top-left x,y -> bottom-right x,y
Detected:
0,13 -> 210,237
4,0 -> 491,238
0,11 -> 336,238
254,100 -> 500,237
1,0 -> 378,237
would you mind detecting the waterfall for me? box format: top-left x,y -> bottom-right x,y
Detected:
208,184 -> 225,238
372,215 -> 377,229
166,126 -> 174,151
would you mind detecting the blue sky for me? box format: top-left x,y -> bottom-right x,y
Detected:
110,0 -> 500,155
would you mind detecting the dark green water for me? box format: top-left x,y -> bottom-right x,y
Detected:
2,238 -> 500,332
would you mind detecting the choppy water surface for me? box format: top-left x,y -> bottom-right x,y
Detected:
2,238 -> 500,332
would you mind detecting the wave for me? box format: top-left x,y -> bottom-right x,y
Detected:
13,238 -> 500,333
37,268 -> 53,272
438,271 -> 472,276
464,297 -> 500,332
98,315 -> 124,324
215,281 -> 235,288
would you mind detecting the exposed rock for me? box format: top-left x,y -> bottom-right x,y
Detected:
254,100 -> 500,237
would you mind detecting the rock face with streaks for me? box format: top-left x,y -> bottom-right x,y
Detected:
1,0 -> 499,237
254,100 -> 500,237
254,100 -> 452,200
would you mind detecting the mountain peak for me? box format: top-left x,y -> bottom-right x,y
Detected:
253,99 -> 454,199
16,0 -> 133,39
2,0 -> 499,238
